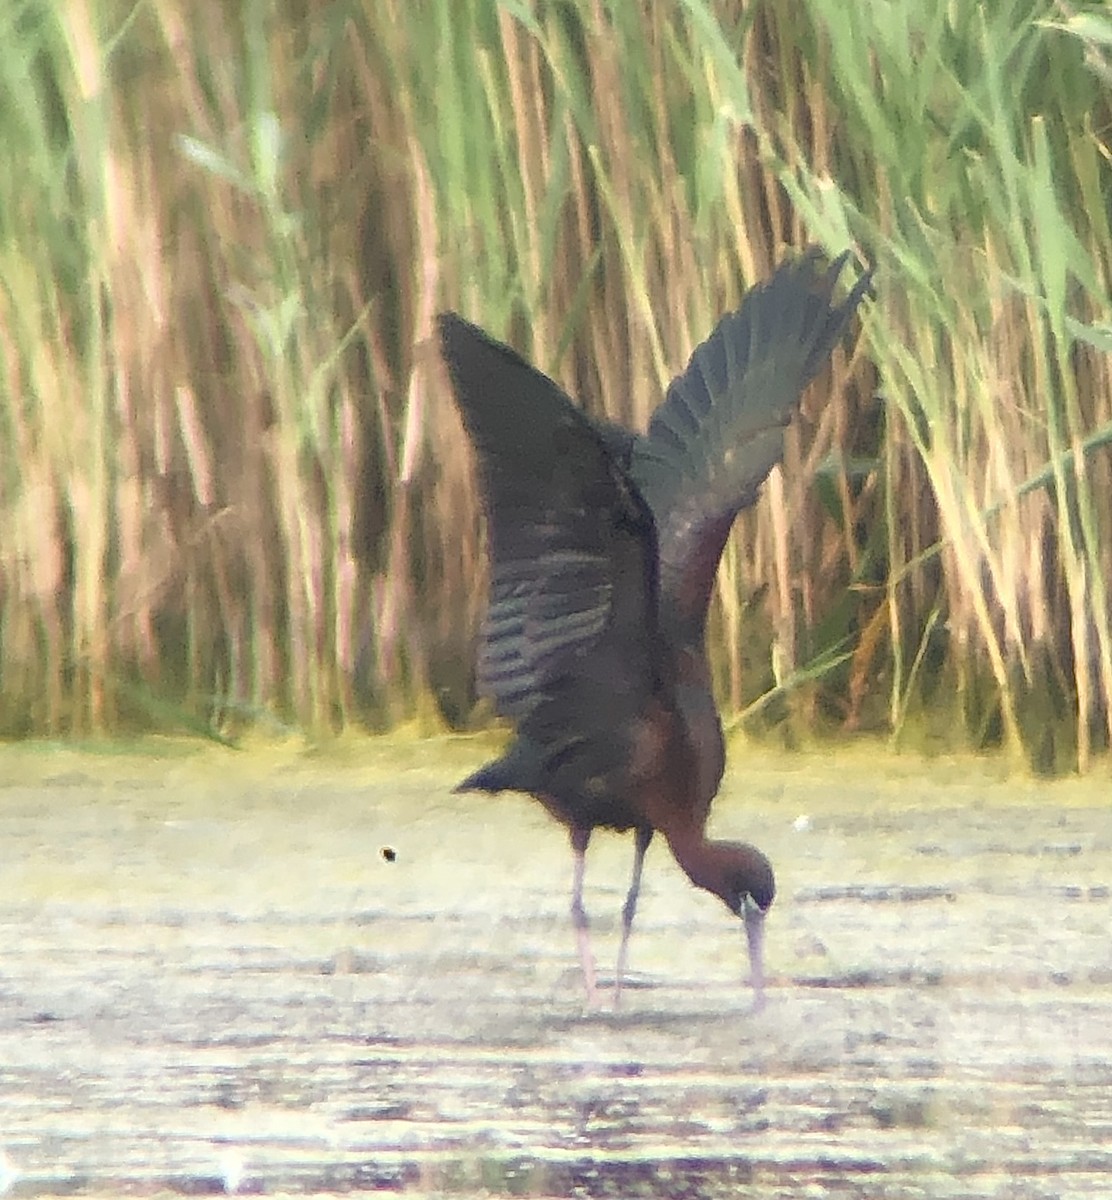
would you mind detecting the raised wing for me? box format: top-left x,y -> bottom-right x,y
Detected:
631,249 -> 872,642
438,314 -> 659,743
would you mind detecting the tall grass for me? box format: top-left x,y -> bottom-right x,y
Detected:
773,0 -> 1112,768
0,0 -> 1109,770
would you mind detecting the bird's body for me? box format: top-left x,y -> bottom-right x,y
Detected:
439,249 -> 871,1007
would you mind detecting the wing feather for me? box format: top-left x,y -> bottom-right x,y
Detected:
439,314 -> 660,748
631,248 -> 872,641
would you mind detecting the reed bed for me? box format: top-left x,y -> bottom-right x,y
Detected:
0,0 -> 1109,770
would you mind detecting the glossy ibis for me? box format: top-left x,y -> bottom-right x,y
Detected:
439,249 -> 871,1008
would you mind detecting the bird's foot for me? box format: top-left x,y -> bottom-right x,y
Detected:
746,976 -> 768,1014
581,984 -> 604,1011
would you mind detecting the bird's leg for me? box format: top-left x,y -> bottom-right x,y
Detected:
614,826 -> 653,1007
569,826 -> 598,1006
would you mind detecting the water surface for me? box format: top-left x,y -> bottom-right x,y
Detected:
1,740 -> 1109,1197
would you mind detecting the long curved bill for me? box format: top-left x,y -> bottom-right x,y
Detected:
744,897 -> 767,1011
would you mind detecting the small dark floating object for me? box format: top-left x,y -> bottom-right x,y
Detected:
1049,884 -> 1107,900
440,248 -> 872,1008
795,884 -> 956,904
346,1101 -> 413,1121
797,966 -> 945,989
380,846 -> 397,863
170,1175 -> 262,1196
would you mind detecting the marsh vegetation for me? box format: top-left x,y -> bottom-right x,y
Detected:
1,2 -> 1110,770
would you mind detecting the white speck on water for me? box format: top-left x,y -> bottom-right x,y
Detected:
220,1149 -> 246,1194
793,814 -> 812,832
0,1151 -> 18,1196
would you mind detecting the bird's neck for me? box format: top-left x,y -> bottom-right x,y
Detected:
662,825 -> 736,906
662,823 -> 772,914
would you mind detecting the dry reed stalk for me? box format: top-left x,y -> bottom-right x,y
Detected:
765,465 -> 795,686
496,8 -> 545,352
377,141 -> 439,705
333,355 -> 360,725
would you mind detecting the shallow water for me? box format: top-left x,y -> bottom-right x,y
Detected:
1,740 -> 1110,1198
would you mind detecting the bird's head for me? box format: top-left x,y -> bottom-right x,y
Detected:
717,842 -> 775,1012
667,836 -> 775,1010
717,841 -> 775,917
721,842 -> 774,1013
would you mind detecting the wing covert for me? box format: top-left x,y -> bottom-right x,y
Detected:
438,314 -> 659,730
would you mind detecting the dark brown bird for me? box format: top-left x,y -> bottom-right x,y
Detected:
439,249 -> 871,1008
